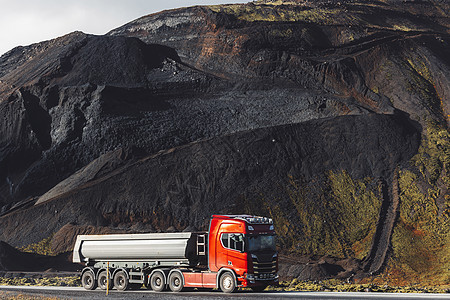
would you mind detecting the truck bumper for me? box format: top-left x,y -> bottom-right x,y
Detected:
238,274 -> 279,287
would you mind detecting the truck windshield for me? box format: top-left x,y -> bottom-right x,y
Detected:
247,235 -> 276,252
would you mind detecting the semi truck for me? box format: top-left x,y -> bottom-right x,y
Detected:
73,215 -> 278,293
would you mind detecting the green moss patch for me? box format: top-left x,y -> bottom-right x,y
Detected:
0,291 -> 62,300
19,235 -> 54,256
0,276 -> 80,287
268,279 -> 450,293
244,171 -> 382,260
388,123 -> 450,285
209,4 -> 359,26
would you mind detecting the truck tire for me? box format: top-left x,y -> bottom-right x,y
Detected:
168,272 -> 184,292
219,272 -> 236,293
97,271 -> 112,290
150,271 -> 166,292
113,271 -> 129,291
81,270 -> 97,290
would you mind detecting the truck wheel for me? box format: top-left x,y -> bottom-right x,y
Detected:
97,271 -> 112,290
168,272 -> 184,292
114,271 -> 129,291
150,271 -> 166,292
219,272 -> 236,293
81,270 -> 97,290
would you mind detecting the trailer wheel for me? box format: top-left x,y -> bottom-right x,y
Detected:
97,271 -> 112,290
150,271 -> 166,292
81,270 -> 97,290
219,272 -> 236,293
168,272 -> 184,292
114,271 -> 129,291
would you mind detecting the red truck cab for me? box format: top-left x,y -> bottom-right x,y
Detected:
207,215 -> 278,292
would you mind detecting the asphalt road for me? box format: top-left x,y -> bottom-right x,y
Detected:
1,286 -> 450,300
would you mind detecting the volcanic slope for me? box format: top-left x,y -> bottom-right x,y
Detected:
0,113 -> 419,270
0,0 -> 448,284
0,32 -> 347,208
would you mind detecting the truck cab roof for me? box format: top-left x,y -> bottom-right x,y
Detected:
211,215 -> 273,225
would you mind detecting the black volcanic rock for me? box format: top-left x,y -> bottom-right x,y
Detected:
0,112 -> 419,248
0,241 -> 29,271
0,32 -> 192,204
0,31 -> 353,207
0,32 -> 181,91
109,2 -> 449,123
4,1 -> 448,210
0,241 -> 78,272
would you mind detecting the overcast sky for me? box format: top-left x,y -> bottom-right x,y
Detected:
0,0 -> 250,56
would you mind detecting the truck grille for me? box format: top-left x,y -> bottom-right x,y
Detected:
252,256 -> 277,275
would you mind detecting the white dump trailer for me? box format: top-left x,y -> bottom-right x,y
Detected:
73,232 -> 199,265
73,232 -> 206,291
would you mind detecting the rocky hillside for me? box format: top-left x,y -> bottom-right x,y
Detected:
0,0 -> 448,285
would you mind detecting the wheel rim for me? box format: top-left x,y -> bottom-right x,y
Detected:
114,272 -> 128,290
118,276 -> 125,288
84,275 -> 93,287
98,272 -> 110,290
223,276 -> 232,290
169,273 -> 183,292
151,273 -> 165,291
82,272 -> 95,289
220,273 -> 236,293
174,278 -> 180,287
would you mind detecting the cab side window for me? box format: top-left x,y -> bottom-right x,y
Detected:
222,233 -> 229,248
221,233 -> 244,252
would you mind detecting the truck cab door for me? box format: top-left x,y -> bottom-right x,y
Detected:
216,233 -> 229,269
